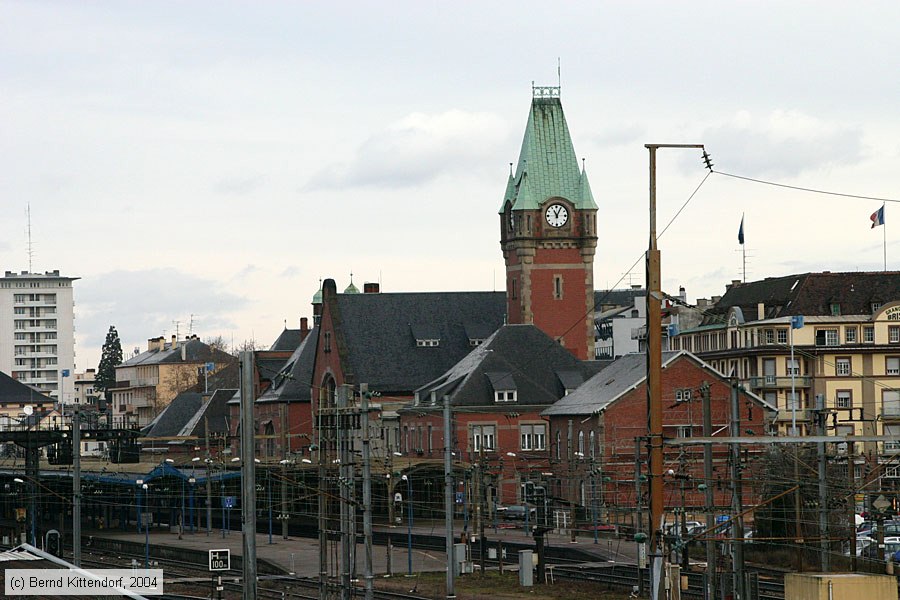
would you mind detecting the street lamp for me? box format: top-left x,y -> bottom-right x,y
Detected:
401,474 -> 413,575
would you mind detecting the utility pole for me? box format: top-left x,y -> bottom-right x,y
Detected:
318,386 -> 328,600
848,441 -> 857,572
701,382 -> 716,600
645,143 -> 705,600
281,406 -> 289,540
729,380 -> 745,600
361,384 -> 374,600
338,385 -> 351,600
205,416 -> 213,536
815,394 -> 830,571
239,351 -> 258,600
444,395 -> 456,600
635,439 -> 645,598
73,406 -> 81,567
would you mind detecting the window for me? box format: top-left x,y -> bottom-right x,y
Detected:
511,278 -> 517,299
885,424 -> 900,453
676,425 -> 693,438
888,357 -> 900,376
884,390 -> 900,417
494,390 -> 516,403
520,424 -> 546,451
815,329 -> 839,346
553,275 -> 563,300
836,390 -> 852,409
674,388 -> 692,403
765,329 -> 775,345
873,302 -> 883,313
324,332 -> 332,353
577,431 -> 585,457
589,431 -> 595,458
786,391 -> 800,411
786,358 -> 800,376
845,327 -> 857,344
836,358 -> 851,376
864,326 -> 875,343
830,303 -> 841,316
777,329 -> 788,345
472,425 -> 496,452
891,326 -> 900,344
555,430 -> 561,460
416,339 -> 440,347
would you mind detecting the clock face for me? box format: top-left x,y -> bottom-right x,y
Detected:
545,204 -> 569,228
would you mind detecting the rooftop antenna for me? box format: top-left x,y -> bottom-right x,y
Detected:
189,314 -> 198,335
172,320 -> 182,341
25,203 -> 34,273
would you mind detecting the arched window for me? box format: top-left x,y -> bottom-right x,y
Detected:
265,422 -> 276,457
556,430 -> 562,460
589,431 -> 595,459
578,431 -> 585,457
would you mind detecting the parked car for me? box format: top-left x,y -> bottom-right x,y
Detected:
499,505 -> 536,521
665,521 -> 702,536
863,536 -> 900,560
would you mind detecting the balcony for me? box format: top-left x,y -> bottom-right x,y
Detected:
748,376 -> 811,389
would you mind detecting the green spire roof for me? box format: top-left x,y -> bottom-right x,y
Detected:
500,89 -> 596,213
312,280 -> 323,304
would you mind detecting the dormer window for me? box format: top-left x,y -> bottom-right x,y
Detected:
495,390 -> 517,402
830,303 -> 841,316
469,338 -> 484,347
487,371 -> 517,403
873,302 -> 883,313
416,338 -> 439,347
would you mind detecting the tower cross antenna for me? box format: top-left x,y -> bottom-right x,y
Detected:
25,203 -> 34,273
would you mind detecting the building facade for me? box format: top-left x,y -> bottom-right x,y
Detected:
0,270 -> 77,400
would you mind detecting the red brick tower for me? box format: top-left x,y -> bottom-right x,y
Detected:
499,86 -> 598,360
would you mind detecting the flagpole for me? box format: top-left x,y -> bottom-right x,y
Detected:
884,203 -> 887,271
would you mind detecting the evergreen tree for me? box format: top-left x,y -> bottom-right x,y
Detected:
96,325 -> 123,400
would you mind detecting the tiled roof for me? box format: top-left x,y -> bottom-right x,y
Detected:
121,338 -> 235,367
595,288 -> 645,310
412,324 -> 604,409
707,272 -> 900,323
330,288 -> 507,393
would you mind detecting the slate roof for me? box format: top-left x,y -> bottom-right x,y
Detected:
0,371 -> 55,405
143,392 -> 204,437
258,327 -> 317,404
500,93 -> 596,212
411,324 -> 604,409
330,289 -> 507,393
269,328 -> 303,352
704,272 -> 900,324
121,338 -> 234,367
542,351 -> 775,417
176,388 -> 236,438
594,288 -> 645,311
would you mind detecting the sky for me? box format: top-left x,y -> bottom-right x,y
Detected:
3,1 -> 900,371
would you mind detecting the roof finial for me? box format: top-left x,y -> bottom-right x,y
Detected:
558,57 -> 561,91
582,157 -> 586,173
509,162 -> 513,176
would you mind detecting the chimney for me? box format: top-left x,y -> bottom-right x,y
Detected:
757,302 -> 766,320
679,286 -> 686,302
364,282 -> 380,294
300,317 -> 310,341
181,343 -> 186,361
171,334 -> 177,348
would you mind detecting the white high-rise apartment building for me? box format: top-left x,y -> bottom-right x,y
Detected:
0,270 -> 77,400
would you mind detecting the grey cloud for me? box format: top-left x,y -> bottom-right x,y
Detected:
213,175 -> 266,196
695,111 -> 864,178
76,267 -> 248,352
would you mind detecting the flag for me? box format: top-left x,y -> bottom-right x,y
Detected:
738,215 -> 745,245
871,205 -> 885,228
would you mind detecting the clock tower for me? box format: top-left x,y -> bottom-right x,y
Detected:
500,86 -> 597,360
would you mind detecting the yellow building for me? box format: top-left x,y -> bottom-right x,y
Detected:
671,272 -> 900,456
111,335 -> 234,426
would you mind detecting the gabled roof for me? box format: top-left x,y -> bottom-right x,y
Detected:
542,350 -> 775,417
326,285 -> 507,393
143,392 -> 204,437
269,328 -> 303,352
500,92 -> 596,213
0,371 -> 55,404
175,388 -> 236,438
412,324 -> 603,409
706,272 -> 900,324
259,327 -> 318,404
121,338 -> 234,367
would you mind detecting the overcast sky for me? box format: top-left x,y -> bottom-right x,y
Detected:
3,1 -> 900,370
